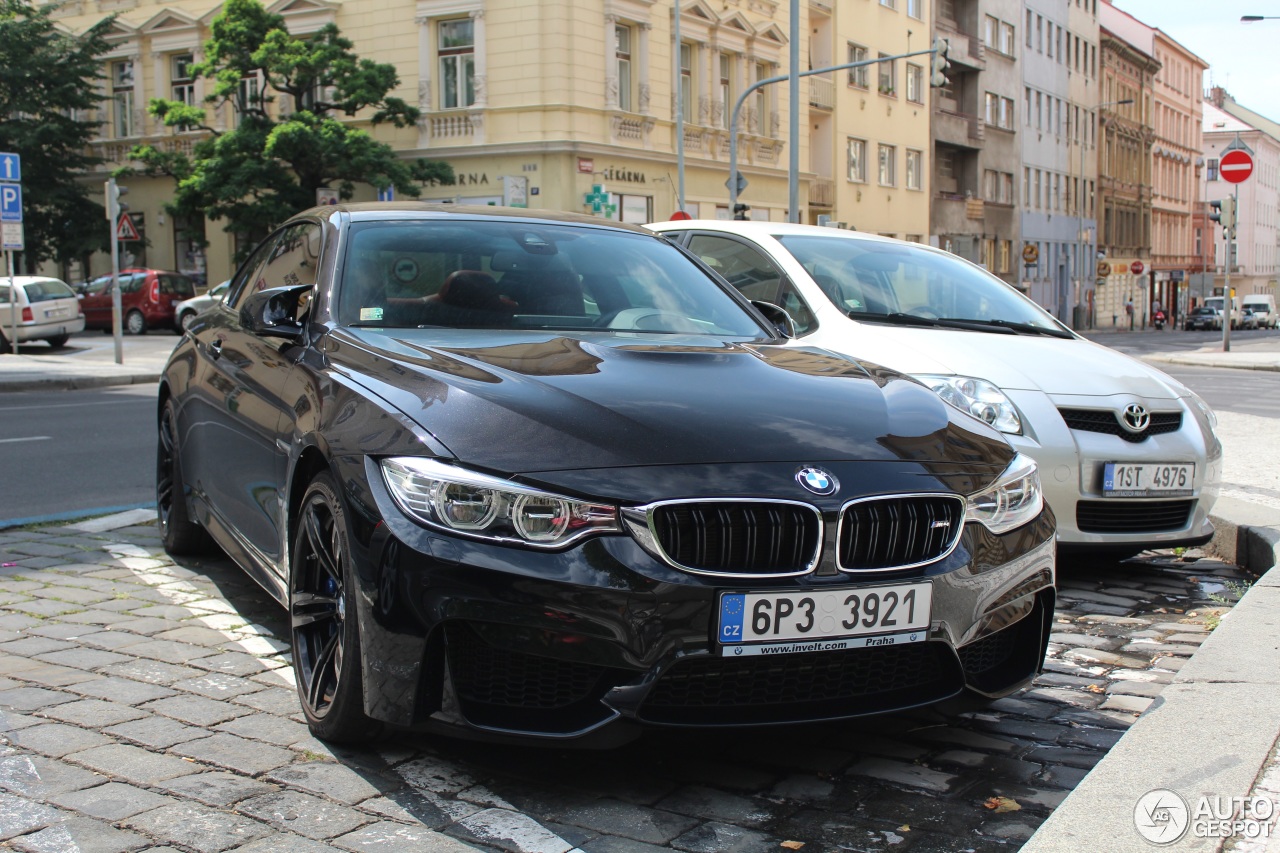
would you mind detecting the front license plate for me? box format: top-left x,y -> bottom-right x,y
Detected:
1103,462 -> 1194,497
718,583 -> 932,650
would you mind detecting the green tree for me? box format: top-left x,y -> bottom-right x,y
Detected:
0,0 -> 113,273
130,0 -> 453,257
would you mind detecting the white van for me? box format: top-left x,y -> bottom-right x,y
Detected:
1242,294 -> 1277,328
1204,296 -> 1242,329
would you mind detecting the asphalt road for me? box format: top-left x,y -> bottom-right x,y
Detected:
0,382 -> 157,526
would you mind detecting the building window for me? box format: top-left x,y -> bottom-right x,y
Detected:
907,0 -> 922,19
719,53 -> 733,129
680,43 -> 694,123
439,18 -> 476,110
906,64 -> 923,103
754,62 -> 771,135
878,53 -> 896,96
615,24 -> 632,112
999,240 -> 1011,274
985,91 -> 998,125
878,144 -> 896,186
880,0 -> 896,8
170,54 -> 195,106
847,138 -> 867,182
1000,22 -> 1016,56
1207,158 -> 1219,181
984,15 -> 998,49
1025,10 -> 1033,48
848,43 -> 869,88
235,70 -> 264,126
1000,96 -> 1014,129
906,149 -> 922,189
110,60 -> 134,138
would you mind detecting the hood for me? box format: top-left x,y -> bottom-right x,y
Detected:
837,324 -> 1184,399
326,329 -> 1014,475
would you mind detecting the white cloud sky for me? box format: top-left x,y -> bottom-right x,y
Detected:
1112,0 -> 1280,121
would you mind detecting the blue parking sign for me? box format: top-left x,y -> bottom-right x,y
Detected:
0,184 -> 21,223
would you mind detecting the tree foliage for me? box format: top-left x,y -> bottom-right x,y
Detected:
131,0 -> 453,254
0,0 -> 113,272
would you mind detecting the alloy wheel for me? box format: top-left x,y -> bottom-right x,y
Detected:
291,495 -> 346,718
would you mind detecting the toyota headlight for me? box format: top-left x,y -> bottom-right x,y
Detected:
381,458 -> 620,548
966,453 -> 1043,534
916,374 -> 1023,435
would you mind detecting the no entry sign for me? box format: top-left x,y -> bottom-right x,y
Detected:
1221,149 -> 1254,184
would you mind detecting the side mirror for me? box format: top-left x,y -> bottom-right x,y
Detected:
240,284 -> 313,340
752,300 -> 796,339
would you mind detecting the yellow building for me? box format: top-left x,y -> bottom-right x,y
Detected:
52,0 -> 932,285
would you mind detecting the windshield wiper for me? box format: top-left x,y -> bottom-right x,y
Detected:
848,311 -> 1015,333
939,318 -> 1074,339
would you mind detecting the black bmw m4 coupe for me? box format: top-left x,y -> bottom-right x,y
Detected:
157,204 -> 1055,747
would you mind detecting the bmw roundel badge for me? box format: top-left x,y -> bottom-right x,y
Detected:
796,466 -> 839,496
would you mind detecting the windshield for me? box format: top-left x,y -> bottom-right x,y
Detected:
21,279 -> 76,302
339,220 -> 765,337
775,235 -> 1068,332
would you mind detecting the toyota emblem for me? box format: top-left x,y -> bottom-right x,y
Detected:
1121,403 -> 1151,433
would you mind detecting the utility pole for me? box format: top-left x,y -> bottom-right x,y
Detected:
104,178 -> 126,365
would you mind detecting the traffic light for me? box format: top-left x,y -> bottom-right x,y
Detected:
1209,197 -> 1236,235
733,203 -> 750,220
930,37 -> 951,88
104,178 -> 129,221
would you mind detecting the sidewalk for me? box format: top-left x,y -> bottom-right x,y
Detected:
0,334 -> 174,392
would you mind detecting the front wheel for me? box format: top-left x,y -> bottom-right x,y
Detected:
290,472 -> 382,744
179,311 -> 196,332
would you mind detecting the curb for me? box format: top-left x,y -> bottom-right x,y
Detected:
0,372 -> 163,393
1021,503 -> 1280,852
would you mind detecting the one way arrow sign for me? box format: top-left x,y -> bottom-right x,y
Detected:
0,152 -> 21,183
116,212 -> 140,241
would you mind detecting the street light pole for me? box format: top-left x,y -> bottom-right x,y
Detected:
1082,98 -> 1134,330
728,46 -> 942,216
674,0 -> 684,214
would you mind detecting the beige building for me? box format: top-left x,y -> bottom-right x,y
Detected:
1149,29 -> 1207,322
50,0 -> 934,286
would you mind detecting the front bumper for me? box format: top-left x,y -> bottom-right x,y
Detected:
1006,389 -> 1220,551
346,467 -> 1056,743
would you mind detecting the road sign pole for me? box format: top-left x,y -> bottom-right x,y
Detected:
1223,184 -> 1239,353
7,251 -> 16,355
111,214 -> 123,365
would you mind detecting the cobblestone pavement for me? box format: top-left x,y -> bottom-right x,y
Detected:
0,513 -> 1256,853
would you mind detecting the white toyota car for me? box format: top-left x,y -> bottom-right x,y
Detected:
649,220 -> 1222,560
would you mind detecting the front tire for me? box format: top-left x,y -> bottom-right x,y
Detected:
156,399 -> 213,555
290,472 -> 382,744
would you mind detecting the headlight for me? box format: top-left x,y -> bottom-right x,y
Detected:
1186,391 -> 1219,432
916,374 -> 1022,435
966,453 -> 1043,535
381,458 -> 620,548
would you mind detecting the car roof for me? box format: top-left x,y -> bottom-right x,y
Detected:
647,219 -> 971,263
296,202 -> 658,237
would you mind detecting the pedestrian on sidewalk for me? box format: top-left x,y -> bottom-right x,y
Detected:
1125,297 -> 1134,331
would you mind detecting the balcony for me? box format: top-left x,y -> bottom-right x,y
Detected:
809,74 -> 834,111
810,178 -> 835,208
935,21 -> 985,71
933,108 -> 983,150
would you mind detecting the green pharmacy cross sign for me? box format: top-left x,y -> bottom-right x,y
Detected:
584,184 -> 615,216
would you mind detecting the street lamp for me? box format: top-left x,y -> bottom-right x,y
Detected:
1241,16 -> 1280,22
1076,98 -> 1134,329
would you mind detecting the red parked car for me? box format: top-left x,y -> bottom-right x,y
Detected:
79,269 -> 198,335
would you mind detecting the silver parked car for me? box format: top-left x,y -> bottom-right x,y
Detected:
173,280 -> 229,331
0,276 -> 86,352
649,220 -> 1222,559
